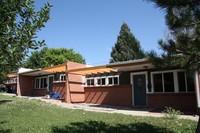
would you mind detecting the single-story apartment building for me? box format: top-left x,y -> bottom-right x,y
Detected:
6,59 -> 198,112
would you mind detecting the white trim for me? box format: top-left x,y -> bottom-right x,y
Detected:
150,70 -> 191,93
35,76 -> 47,89
59,74 -> 66,82
130,71 -> 148,106
85,75 -> 119,87
107,75 -> 119,86
96,76 -> 107,86
85,78 -> 95,86
174,72 -> 178,93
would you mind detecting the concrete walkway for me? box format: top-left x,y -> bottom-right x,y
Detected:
3,93 -> 199,121
40,98 -> 199,121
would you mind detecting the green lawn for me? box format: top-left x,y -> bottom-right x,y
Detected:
0,94 -> 197,133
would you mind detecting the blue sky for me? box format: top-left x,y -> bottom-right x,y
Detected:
34,0 -> 166,65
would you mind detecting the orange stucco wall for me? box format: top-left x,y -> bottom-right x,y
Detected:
65,61 -> 86,103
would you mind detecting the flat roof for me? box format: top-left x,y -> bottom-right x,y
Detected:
67,58 -> 151,75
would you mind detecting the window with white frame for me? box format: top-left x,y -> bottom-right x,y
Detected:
53,73 -> 66,82
151,70 -> 195,93
96,77 -> 106,86
86,78 -> 94,86
6,78 -> 17,84
108,76 -> 119,85
35,77 -> 47,89
85,75 -> 119,86
60,74 -> 66,82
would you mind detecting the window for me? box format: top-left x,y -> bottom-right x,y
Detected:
35,78 -> 40,89
96,77 -> 106,86
60,74 -> 66,82
151,70 -> 195,93
153,73 -> 163,92
35,77 -> 47,89
152,72 -> 175,92
164,72 -> 174,92
178,72 -> 186,92
85,75 -> 119,86
108,76 -> 119,85
53,73 -> 66,82
186,72 -> 195,92
6,78 -> 17,84
86,79 -> 94,86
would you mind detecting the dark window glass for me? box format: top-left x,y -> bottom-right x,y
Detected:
178,72 -> 186,92
101,78 -> 106,85
40,78 -> 44,88
91,79 -> 94,85
44,78 -> 47,88
97,79 -> 101,85
108,78 -> 113,85
36,79 -> 40,88
164,72 -> 174,92
187,73 -> 195,92
153,74 -> 163,92
114,77 -> 118,84
87,79 -> 90,86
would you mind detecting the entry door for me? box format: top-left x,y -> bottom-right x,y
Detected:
132,74 -> 147,106
48,76 -> 54,92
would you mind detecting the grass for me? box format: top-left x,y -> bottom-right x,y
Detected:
0,93 -> 197,133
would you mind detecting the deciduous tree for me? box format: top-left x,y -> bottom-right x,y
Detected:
0,0 -> 52,83
23,47 -> 86,69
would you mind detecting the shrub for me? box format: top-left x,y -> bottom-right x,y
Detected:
162,107 -> 183,119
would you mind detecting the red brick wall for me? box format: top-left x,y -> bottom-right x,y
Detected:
147,93 -> 196,111
18,75 -> 35,96
32,89 -> 48,96
18,75 -> 48,96
52,82 -> 65,99
84,85 -> 132,107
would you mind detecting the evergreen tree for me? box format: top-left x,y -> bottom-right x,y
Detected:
110,23 -> 145,63
146,1 -> 200,132
23,47 -> 86,69
0,0 -> 51,83
146,0 -> 200,71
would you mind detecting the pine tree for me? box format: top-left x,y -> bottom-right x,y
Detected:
146,1 -> 200,132
147,0 -> 200,71
110,23 -> 145,63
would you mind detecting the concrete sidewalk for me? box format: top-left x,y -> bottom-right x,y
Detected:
40,98 -> 199,121
3,93 -> 199,121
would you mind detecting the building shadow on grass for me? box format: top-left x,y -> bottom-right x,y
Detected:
51,120 -> 174,133
0,100 -> 12,105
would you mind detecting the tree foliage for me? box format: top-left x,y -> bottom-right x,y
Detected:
110,23 -> 146,63
146,0 -> 200,71
146,1 -> 200,132
23,47 -> 86,69
0,0 -> 52,83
